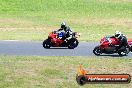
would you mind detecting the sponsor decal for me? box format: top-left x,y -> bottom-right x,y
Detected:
76,65 -> 131,85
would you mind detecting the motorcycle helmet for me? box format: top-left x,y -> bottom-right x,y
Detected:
61,22 -> 66,29
115,31 -> 122,38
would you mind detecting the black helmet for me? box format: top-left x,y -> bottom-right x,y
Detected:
61,22 -> 66,29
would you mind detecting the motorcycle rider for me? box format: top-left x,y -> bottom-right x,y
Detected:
114,31 -> 128,52
57,22 -> 73,42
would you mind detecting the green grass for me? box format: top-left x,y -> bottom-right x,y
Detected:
0,0 -> 132,41
0,56 -> 132,88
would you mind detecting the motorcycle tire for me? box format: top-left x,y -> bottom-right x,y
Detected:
68,38 -> 79,49
130,46 -> 132,52
93,46 -> 102,56
118,48 -> 129,56
43,39 -> 51,49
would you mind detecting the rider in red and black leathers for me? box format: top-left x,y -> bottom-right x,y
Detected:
114,31 -> 128,50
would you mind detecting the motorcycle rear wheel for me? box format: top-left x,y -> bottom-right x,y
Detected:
118,48 -> 129,56
130,46 -> 132,52
68,38 -> 79,49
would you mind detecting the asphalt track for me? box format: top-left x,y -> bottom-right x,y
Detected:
0,40 -> 132,57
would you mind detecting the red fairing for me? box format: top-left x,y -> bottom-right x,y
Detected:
48,32 -> 57,39
100,37 -> 119,48
110,38 -> 119,45
128,39 -> 132,45
48,32 -> 64,47
100,38 -> 105,43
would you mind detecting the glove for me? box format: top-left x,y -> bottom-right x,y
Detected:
64,39 -> 69,43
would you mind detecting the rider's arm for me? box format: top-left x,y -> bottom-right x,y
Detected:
57,28 -> 63,31
67,26 -> 72,32
110,36 -> 115,38
66,30 -> 73,40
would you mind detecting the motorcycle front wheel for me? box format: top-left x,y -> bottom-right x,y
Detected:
43,39 -> 51,49
93,46 -> 102,56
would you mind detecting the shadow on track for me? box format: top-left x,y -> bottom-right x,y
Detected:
44,47 -> 70,49
97,54 -> 127,57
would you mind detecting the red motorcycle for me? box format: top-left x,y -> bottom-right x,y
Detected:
93,36 -> 132,56
43,31 -> 80,49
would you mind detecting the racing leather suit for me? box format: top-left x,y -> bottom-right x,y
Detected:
58,26 -> 73,41
110,35 -> 128,50
117,34 -> 128,51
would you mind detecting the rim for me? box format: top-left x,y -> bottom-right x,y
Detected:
69,40 -> 78,48
120,50 -> 127,55
43,40 -> 51,48
118,49 -> 129,56
45,43 -> 50,47
94,48 -> 101,55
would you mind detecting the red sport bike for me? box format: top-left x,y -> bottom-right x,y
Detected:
93,36 -> 132,56
43,31 -> 80,49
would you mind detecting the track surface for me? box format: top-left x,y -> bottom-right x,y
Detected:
0,41 -> 132,57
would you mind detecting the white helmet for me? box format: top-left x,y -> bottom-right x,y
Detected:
115,31 -> 122,38
61,22 -> 66,28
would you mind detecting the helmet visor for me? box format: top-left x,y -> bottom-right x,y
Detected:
61,25 -> 65,28
115,34 -> 120,37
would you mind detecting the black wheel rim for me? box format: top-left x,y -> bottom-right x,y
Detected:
94,48 -> 101,55
43,41 -> 51,48
69,40 -> 78,48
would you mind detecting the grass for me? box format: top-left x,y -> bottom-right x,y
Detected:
0,0 -> 132,41
0,55 -> 131,88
